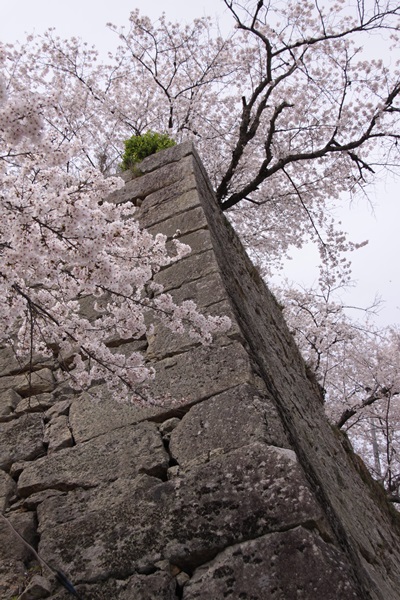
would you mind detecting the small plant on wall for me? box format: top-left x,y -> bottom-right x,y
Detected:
120,131 -> 176,171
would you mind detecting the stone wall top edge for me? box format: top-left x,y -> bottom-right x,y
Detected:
119,141 -> 195,184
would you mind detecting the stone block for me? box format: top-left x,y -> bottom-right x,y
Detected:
0,388 -> 21,421
0,559 -> 27,599
0,510 -> 37,562
154,248 -> 218,293
19,575 -> 52,600
15,393 -> 55,415
139,141 -> 194,174
167,227 -> 213,255
148,206 -> 208,240
0,368 -> 54,396
45,415 -> 74,453
48,570 -> 177,600
169,384 -> 289,470
164,271 -> 228,308
68,388 -> 166,443
0,413 -> 45,470
17,421 -> 169,497
0,469 -> 16,512
146,299 -> 237,361
139,187 -> 200,230
183,527 -> 361,599
143,341 -> 253,408
0,345 -> 51,378
107,155 -> 195,205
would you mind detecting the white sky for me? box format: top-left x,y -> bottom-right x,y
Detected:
1,0 -> 399,327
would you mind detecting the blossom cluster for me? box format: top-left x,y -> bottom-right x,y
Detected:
0,70 -> 230,402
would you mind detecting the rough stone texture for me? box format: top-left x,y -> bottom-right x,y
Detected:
47,570 -> 177,600
67,389 -> 164,443
183,527 -> 360,600
0,469 -> 16,511
17,421 -> 169,496
0,367 -> 54,396
142,341 -> 253,407
0,143 -> 399,599
44,415 -> 74,453
0,388 -> 21,421
15,393 -> 56,415
169,384 -> 289,469
34,443 -> 324,583
19,575 -> 52,600
0,511 -> 37,598
0,413 -> 45,470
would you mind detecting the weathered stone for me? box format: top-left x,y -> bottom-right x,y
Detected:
169,384 -> 289,470
159,417 -> 181,439
0,344 -> 21,377
19,574 -> 52,599
77,293 -> 110,321
192,147 -> 400,600
148,205 -> 207,241
35,443 -> 323,582
45,399 -> 71,419
176,571 -> 190,588
163,270 -> 228,308
139,187 -> 200,230
0,345 -> 51,378
21,488 -> 66,511
15,393 -> 55,415
143,341 -> 253,408
0,143 -> 399,600
154,249 -> 218,293
107,155 -> 195,205
146,299 -> 237,361
0,413 -> 45,470
17,421 -> 169,496
0,368 -> 54,396
0,559 -> 28,599
0,469 -> 16,511
183,527 -> 361,599
0,511 -> 37,562
48,570 -> 177,600
68,389 -> 166,443
0,388 -> 21,421
167,227 -> 213,255
45,415 -> 74,453
139,141 -> 194,174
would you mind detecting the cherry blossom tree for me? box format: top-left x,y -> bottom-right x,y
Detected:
277,271 -> 400,495
0,70 -> 230,403
4,1 -> 399,273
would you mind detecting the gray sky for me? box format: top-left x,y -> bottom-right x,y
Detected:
1,0 -> 399,327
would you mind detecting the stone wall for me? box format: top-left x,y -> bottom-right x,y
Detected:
1,143 -> 400,599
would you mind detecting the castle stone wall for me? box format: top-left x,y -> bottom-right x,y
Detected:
1,143 -> 399,599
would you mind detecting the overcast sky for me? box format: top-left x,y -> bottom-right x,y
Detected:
1,0 -> 399,328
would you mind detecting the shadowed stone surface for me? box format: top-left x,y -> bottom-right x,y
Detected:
143,342 -> 253,406
0,511 -> 37,597
0,470 -> 16,511
35,442 -> 324,583
17,421 -> 168,496
183,527 -> 360,599
0,414 -> 45,470
0,388 -> 21,421
67,389 -> 163,443
48,570 -> 177,600
169,384 -> 289,469
0,368 -> 54,396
